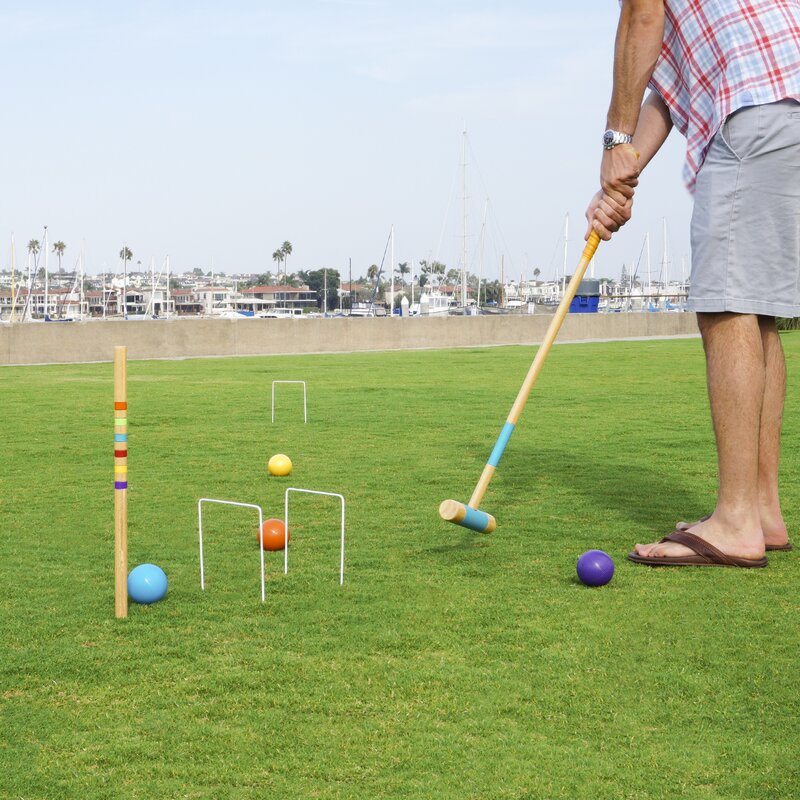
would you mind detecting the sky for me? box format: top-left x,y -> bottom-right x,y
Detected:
1,1 -> 694,283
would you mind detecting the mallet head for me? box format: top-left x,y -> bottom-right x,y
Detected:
439,499 -> 497,533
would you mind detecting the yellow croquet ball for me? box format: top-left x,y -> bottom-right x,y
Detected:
268,453 -> 293,477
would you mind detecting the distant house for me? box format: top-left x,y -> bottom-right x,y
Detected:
86,290 -> 117,317
241,285 -> 317,311
171,290 -> 203,315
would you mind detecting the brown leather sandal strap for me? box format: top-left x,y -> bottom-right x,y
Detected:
663,530 -> 739,566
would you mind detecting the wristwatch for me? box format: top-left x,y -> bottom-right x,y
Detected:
603,129 -> 633,149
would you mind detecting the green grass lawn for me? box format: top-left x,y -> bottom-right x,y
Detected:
1,336 -> 799,799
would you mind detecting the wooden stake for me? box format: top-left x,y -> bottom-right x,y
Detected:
114,346 -> 128,618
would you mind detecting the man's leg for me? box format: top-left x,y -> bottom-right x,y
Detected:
635,312 -> 766,559
757,315 -> 789,547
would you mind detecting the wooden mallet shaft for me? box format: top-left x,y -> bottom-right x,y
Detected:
439,232 -> 601,533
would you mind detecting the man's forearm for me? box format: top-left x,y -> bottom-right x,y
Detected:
607,0 -> 665,134
632,90 -> 673,170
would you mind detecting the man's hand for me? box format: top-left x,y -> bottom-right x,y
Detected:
585,189 -> 634,241
600,143 -> 640,203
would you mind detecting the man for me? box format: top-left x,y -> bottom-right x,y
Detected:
587,0 -> 800,567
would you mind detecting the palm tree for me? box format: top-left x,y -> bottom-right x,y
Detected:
533,268 -> 541,281
398,262 -> 409,285
281,241 -> 292,279
419,260 -> 430,290
272,249 -> 284,281
119,247 -> 133,317
27,239 -> 40,260
53,241 -> 66,273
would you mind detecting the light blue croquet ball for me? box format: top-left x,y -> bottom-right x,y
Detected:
127,563 -> 168,604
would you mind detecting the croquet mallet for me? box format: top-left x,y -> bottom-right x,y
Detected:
439,231 -> 601,533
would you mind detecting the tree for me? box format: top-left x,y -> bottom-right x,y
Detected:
303,268 -> 341,311
533,268 -> 541,280
281,241 -> 293,276
53,241 -> 66,273
431,261 -> 446,286
272,249 -> 284,279
119,247 -> 133,317
418,260 -> 430,290
483,280 -> 502,304
398,262 -> 409,284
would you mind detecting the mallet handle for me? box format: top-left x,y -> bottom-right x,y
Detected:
508,232 -> 600,425
468,232 -> 600,511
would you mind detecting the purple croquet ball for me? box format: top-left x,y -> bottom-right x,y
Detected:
576,550 -> 615,587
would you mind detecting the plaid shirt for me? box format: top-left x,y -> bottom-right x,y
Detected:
648,0 -> 800,190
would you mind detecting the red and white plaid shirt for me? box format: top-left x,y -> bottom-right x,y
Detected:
648,0 -> 800,190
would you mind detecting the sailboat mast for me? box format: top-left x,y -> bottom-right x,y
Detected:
562,213 -> 568,294
462,127 -> 468,313
10,234 -> 15,322
479,197 -> 488,308
390,224 -> 395,315
44,226 -> 49,320
79,245 -> 85,320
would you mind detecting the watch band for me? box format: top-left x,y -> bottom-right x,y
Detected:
603,129 -> 633,149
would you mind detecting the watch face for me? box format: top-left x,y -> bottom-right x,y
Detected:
603,130 -> 614,147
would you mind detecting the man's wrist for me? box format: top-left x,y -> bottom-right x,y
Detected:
602,129 -> 634,150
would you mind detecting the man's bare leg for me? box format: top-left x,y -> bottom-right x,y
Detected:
756,315 -> 789,547
672,315 -> 790,547
635,312 -> 766,560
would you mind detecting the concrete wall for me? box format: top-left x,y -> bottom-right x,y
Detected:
0,313 -> 700,366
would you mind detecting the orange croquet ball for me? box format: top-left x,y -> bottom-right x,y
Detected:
268,453 -> 293,476
258,518 -> 289,551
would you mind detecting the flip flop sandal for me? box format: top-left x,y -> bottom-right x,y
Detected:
627,529 -> 768,568
677,515 -> 792,552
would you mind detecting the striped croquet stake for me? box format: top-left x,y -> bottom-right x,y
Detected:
114,346 -> 128,618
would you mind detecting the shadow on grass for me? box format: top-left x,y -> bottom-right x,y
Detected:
509,445 -> 710,532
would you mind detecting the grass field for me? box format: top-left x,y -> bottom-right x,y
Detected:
1,335 -> 799,799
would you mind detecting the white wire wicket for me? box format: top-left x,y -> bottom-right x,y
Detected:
272,380 -> 307,424
198,498 -> 266,602
284,488 -> 346,585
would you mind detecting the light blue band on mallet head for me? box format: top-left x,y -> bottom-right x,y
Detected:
460,505 -> 494,533
488,422 -> 515,468
114,434 -> 127,442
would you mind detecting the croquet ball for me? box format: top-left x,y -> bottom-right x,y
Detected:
127,563 -> 168,604
268,453 -> 292,477
576,550 -> 615,587
259,518 -> 289,551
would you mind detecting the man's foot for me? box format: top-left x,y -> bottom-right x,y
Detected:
628,529 -> 768,568
632,515 -> 766,562
674,512 -> 791,551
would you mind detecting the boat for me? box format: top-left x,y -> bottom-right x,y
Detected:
349,302 -> 387,318
258,307 -> 304,319
410,291 -> 453,317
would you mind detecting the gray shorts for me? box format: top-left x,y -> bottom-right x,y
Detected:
688,99 -> 800,318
